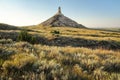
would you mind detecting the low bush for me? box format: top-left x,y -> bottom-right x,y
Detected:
51,30 -> 60,35
0,59 -> 4,67
17,30 -> 37,44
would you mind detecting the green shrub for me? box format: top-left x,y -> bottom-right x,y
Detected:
17,30 -> 37,44
0,59 -> 4,67
17,30 -> 30,41
30,36 -> 37,44
51,30 -> 60,35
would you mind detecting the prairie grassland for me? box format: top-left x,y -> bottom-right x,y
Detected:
25,26 -> 120,42
0,40 -> 120,80
0,26 -> 120,80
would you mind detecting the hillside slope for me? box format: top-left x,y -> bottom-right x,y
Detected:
0,23 -> 20,30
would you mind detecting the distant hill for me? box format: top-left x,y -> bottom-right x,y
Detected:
92,28 -> 120,32
101,28 -> 120,32
0,23 -> 20,30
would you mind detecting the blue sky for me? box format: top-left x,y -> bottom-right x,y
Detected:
0,0 -> 120,28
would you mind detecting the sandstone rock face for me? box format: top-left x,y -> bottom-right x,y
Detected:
40,7 -> 86,28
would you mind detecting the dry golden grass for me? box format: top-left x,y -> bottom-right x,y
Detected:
0,41 -> 120,80
0,25 -> 119,79
24,26 -> 120,42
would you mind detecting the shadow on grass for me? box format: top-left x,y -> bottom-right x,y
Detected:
44,36 -> 120,50
0,31 -> 120,50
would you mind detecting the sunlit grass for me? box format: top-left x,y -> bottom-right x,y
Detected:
0,40 -> 120,80
24,26 -> 120,42
0,25 -> 120,79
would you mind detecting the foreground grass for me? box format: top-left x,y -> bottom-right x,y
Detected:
0,40 -> 120,80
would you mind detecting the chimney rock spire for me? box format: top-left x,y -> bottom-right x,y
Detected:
58,6 -> 62,14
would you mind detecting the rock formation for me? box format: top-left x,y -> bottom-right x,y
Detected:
40,7 -> 86,28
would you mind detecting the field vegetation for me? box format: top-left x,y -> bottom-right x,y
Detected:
0,25 -> 120,80
25,26 -> 120,42
0,40 -> 120,80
